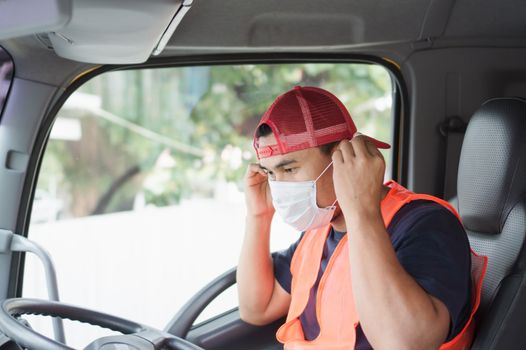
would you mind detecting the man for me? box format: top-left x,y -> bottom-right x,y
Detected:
237,86 -> 486,350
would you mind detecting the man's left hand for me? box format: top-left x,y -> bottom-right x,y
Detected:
332,134 -> 386,219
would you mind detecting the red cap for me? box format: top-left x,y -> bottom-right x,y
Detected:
253,86 -> 390,159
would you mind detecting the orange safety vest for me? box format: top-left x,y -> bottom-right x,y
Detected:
276,180 -> 488,350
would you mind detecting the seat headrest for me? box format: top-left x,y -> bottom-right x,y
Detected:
458,97 -> 526,234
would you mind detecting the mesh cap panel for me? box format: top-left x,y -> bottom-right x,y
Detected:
254,86 -> 390,159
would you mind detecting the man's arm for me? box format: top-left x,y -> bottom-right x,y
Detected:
332,137 -> 450,350
237,164 -> 291,326
346,212 -> 450,350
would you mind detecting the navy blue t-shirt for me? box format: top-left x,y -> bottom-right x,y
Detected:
272,200 -> 472,349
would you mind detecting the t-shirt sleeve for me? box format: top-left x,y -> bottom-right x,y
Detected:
392,203 -> 472,341
271,233 -> 304,294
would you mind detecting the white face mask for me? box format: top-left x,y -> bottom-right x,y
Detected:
268,161 -> 337,232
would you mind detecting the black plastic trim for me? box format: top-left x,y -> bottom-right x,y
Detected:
186,307 -> 285,350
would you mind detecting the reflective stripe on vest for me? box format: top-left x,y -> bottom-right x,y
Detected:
276,180 -> 488,350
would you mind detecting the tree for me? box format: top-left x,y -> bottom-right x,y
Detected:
39,63 -> 392,218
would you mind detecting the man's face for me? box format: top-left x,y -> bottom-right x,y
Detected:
257,134 -> 337,208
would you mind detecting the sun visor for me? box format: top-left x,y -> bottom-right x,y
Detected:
0,0 -> 71,40
48,0 -> 192,64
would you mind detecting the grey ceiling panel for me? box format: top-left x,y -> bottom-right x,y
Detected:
166,0 -> 431,49
445,0 -> 526,38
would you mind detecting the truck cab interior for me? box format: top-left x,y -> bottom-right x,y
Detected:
1,0 -> 526,349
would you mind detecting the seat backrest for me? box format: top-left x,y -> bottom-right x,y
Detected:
456,97 -> 526,349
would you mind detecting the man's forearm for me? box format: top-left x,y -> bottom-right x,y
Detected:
237,214 -> 275,320
345,209 -> 449,350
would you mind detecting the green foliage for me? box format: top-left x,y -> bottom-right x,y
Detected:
40,63 -> 393,218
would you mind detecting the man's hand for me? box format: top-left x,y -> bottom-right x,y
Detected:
335,135 -> 451,349
331,134 -> 386,218
244,163 -> 275,218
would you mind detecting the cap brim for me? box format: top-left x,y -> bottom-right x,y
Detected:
363,135 -> 391,149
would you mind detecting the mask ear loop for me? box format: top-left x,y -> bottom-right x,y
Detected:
314,160 -> 334,182
314,161 -> 339,209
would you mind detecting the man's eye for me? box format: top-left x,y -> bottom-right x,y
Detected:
284,168 -> 296,173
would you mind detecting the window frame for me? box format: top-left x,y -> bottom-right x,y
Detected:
9,53 -> 409,300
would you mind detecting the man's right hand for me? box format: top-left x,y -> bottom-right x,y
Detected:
244,163 -> 275,218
